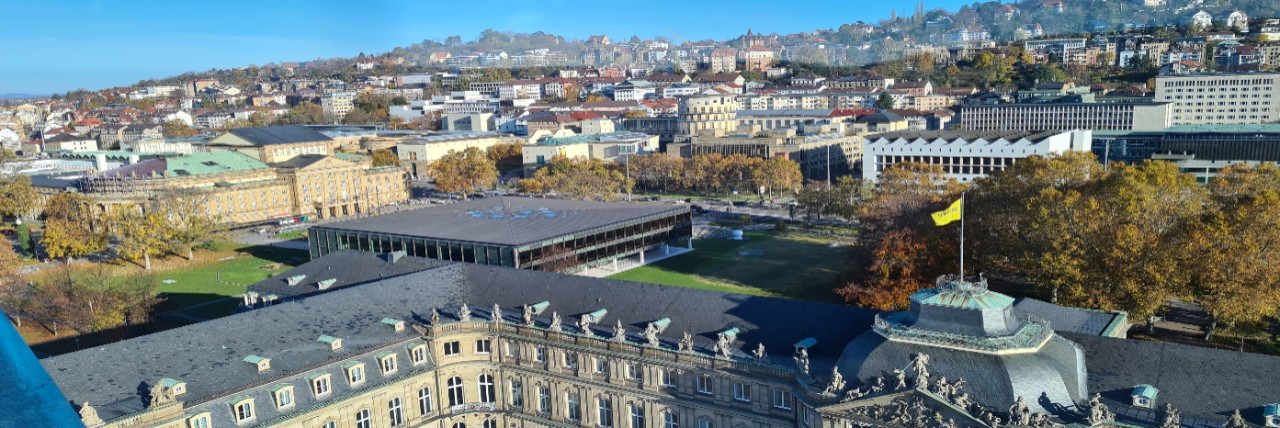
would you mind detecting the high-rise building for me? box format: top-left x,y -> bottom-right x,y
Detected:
1154,72 -> 1280,125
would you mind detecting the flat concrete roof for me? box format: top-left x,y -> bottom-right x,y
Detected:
313,196 -> 689,247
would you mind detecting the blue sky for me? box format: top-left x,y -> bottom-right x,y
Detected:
0,0 -> 970,95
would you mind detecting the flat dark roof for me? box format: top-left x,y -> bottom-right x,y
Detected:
313,197 -> 690,247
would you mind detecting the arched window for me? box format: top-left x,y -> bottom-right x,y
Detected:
482,420 -> 498,428
477,374 -> 496,403
452,423 -> 467,428
388,397 -> 404,427
354,409 -> 372,428
447,377 -> 464,407
418,387 -> 433,415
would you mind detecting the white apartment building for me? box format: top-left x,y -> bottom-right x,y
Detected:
320,91 -> 356,118
862,130 -> 1093,182
960,102 -> 1172,131
1155,72 -> 1280,125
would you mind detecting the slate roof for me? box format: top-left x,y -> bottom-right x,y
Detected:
1013,298 -> 1126,337
227,125 -> 332,146
310,197 -> 690,247
43,263 -> 878,423
246,250 -> 451,300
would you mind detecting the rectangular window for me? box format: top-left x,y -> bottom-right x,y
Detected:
660,368 -> 676,387
563,352 -> 578,368
773,390 -> 793,410
627,363 -> 641,381
629,404 -> 645,428
598,397 -> 613,427
476,339 -> 492,354
381,356 -> 398,374
535,347 -> 546,362
696,375 -> 713,395
274,387 -> 294,409
443,341 -> 461,356
595,357 -> 610,375
567,392 -> 582,421
348,365 -> 365,386
538,386 -> 551,414
505,341 -> 521,358
510,380 -> 524,407
733,382 -> 751,402
388,397 -> 404,427
418,387 -> 433,415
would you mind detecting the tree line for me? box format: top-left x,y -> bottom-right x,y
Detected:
836,152 -> 1280,337
40,190 -> 225,269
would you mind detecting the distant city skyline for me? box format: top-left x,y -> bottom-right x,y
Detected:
0,0 -> 972,95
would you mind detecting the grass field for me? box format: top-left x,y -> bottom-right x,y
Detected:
273,229 -> 307,240
608,230 -> 851,302
150,244 -> 308,311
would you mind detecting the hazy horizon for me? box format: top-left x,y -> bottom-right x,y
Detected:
0,0 -> 972,95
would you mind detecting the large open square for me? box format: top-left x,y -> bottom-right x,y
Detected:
607,229 -> 851,302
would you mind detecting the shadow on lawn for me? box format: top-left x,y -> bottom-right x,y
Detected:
30,316 -> 185,357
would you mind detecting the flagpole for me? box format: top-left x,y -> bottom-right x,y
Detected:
959,191 -> 965,280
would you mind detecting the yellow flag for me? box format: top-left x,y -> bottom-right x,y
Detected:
931,197 -> 963,226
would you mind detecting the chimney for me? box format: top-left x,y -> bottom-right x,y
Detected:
386,250 -> 407,265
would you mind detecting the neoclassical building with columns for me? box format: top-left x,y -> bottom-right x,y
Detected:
40,252 -> 1280,428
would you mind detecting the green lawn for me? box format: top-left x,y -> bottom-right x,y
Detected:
608,230 -> 850,302
154,245 -> 308,311
273,229 -> 307,240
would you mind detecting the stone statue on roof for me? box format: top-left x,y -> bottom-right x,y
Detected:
458,303 -> 471,322
612,320 -> 626,342
1010,396 -> 1031,427
910,352 -> 931,379
491,303 -> 502,324
713,334 -> 733,359
892,368 -> 907,390
1086,393 -> 1115,426
79,402 -> 103,427
147,382 -> 175,408
954,392 -> 972,410
643,323 -> 660,347
825,366 -> 847,394
678,332 -> 694,352
549,312 -> 562,332
752,343 -> 767,361
1160,403 -> 1181,428
794,348 -> 811,377
429,308 -> 440,326
522,305 -> 535,326
1223,409 -> 1246,428
578,315 -> 594,336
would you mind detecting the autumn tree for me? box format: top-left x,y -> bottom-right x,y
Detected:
429,147 -> 498,199
41,193 -> 108,262
282,102 -> 326,125
1187,163 -> 1280,335
584,93 -> 608,102
0,174 -> 38,219
628,154 -> 685,193
0,241 -> 32,326
154,188 -> 225,260
486,142 -> 523,167
522,156 -> 631,201
161,119 -> 197,138
752,157 -> 803,201
371,148 -> 401,167
109,209 -> 170,270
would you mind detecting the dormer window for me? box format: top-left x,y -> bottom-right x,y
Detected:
378,352 -> 398,374
319,335 -> 343,351
310,373 -> 332,397
161,377 -> 187,395
1130,384 -> 1158,409
382,317 -> 405,332
232,397 -> 256,423
317,278 -> 337,290
187,413 -> 212,428
272,385 -> 296,410
285,274 -> 307,285
346,363 -> 367,386
410,345 -> 428,365
244,355 -> 271,372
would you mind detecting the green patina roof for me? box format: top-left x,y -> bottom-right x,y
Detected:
538,131 -> 651,146
159,377 -> 184,387
1265,404 -> 1278,417
244,355 -> 268,364
910,281 -> 1015,310
317,335 -> 341,344
166,151 -> 268,176
1132,384 -> 1158,399
306,372 -> 330,381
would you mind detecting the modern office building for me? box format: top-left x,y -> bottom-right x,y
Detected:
1154,72 -> 1280,124
1094,124 -> 1280,181
39,254 -> 1280,428
306,197 -> 693,272
862,130 -> 1092,182
960,101 -> 1172,131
